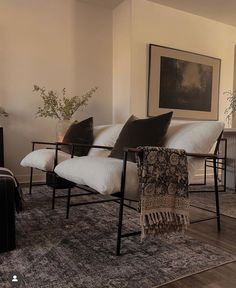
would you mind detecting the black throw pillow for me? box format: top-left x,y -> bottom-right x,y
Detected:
109,112 -> 173,162
61,117 -> 93,156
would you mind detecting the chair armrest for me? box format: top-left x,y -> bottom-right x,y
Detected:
187,152 -> 217,159
123,147 -> 218,159
56,142 -> 113,151
32,141 -> 58,146
31,141 -> 60,155
32,141 -> 113,151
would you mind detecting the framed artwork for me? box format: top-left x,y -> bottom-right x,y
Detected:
147,44 -> 221,120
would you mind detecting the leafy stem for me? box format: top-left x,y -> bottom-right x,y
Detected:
224,90 -> 236,124
33,85 -> 98,120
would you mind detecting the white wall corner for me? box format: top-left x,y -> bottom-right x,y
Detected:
112,0 -> 132,123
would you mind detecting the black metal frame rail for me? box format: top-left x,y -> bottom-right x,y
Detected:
28,140 -> 222,256
189,137 -> 227,193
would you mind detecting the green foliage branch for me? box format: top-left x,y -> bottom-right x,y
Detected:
34,85 -> 98,120
224,90 -> 236,124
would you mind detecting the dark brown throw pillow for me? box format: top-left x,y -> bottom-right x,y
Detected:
61,117 -> 93,156
109,112 -> 173,162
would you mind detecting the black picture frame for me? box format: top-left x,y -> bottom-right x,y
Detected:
148,44 -> 221,120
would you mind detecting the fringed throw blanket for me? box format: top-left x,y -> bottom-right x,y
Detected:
135,147 -> 190,239
0,167 -> 23,212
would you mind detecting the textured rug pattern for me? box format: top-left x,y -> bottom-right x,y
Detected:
0,186 -> 235,288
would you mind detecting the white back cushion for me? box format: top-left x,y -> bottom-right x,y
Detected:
165,120 -> 224,153
89,120 -> 224,181
164,120 -> 224,180
88,124 -> 124,157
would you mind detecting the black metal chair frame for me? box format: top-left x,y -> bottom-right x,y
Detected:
28,142 -> 113,209
203,138 -> 227,191
190,136 -> 227,192
28,138 -> 222,256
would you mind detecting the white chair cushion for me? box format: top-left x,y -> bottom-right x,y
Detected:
88,124 -> 124,157
165,120 -> 224,153
20,149 -> 72,171
54,156 -> 139,200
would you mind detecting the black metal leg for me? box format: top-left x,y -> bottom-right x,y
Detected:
29,167 -> 33,195
116,151 -> 128,256
116,194 -> 125,256
223,159 -> 227,192
213,158 -> 221,232
66,187 -> 71,219
52,186 -> 56,210
204,160 -> 207,185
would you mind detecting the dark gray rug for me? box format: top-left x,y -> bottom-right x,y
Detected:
0,186 -> 235,288
190,188 -> 236,219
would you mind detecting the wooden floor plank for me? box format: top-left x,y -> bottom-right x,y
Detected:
161,207 -> 236,288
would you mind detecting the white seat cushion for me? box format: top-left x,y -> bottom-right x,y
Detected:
20,149 -> 72,171
54,156 -> 139,200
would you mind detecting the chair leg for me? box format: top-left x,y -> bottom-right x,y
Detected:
204,160 -> 207,185
116,151 -> 128,256
29,167 -> 33,195
52,186 -> 56,210
223,159 -> 227,192
213,158 -> 221,232
116,195 -> 125,256
66,187 -> 71,219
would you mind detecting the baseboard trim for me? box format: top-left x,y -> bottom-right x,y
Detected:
17,174 -> 46,184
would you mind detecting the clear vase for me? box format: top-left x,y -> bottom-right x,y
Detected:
56,119 -> 71,142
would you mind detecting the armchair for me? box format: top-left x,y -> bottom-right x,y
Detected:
54,142 -> 222,256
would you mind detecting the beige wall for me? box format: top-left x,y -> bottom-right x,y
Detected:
2,0 -> 236,181
113,0 -> 236,124
0,0 -> 112,181
113,0 -> 132,123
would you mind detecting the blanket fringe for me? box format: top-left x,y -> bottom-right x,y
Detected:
140,211 -> 189,240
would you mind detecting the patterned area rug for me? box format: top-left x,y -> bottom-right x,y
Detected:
0,186 -> 235,288
190,188 -> 236,219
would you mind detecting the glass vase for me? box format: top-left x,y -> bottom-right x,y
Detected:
56,119 -> 71,142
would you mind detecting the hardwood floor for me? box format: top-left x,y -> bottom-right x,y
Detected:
161,207 -> 236,288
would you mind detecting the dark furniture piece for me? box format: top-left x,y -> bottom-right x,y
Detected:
0,127 -> 4,167
46,171 -> 75,209
0,177 -> 16,253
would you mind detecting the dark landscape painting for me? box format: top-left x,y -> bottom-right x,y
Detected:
159,56 -> 213,111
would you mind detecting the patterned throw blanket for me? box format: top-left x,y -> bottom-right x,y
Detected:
135,147 -> 190,239
0,167 -> 23,212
